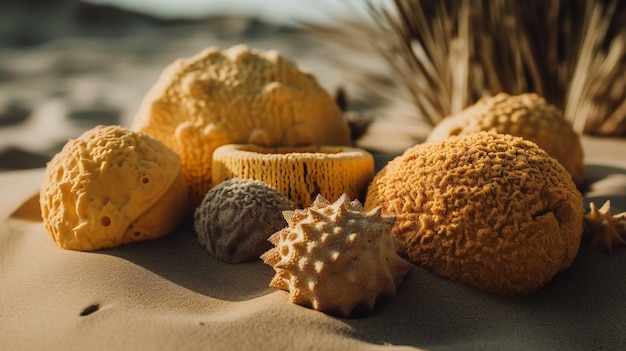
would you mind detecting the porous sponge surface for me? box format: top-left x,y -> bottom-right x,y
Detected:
427,93 -> 585,186
40,125 -> 182,251
212,145 -> 374,208
365,131 -> 583,295
133,45 -> 351,204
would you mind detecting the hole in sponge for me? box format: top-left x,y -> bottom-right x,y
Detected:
100,216 -> 111,227
449,127 -> 463,136
80,304 -> 100,316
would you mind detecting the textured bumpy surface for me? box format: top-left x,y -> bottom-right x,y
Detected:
212,144 -> 374,208
132,44 -> 351,204
194,178 -> 295,263
365,131 -> 583,295
39,125 -> 188,251
261,194 -> 411,317
427,93 -> 585,186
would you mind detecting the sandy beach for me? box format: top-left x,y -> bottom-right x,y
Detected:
1,137 -> 626,350
2,1 -> 626,350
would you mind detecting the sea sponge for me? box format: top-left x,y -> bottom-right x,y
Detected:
212,144 -> 374,208
133,44 -> 351,204
40,125 -> 188,251
261,194 -> 411,317
365,131 -> 583,295
426,93 -> 585,186
194,178 -> 295,263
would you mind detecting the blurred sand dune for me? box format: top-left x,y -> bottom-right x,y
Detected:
0,0 -> 383,170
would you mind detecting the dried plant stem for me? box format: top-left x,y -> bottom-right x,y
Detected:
344,0 -> 626,137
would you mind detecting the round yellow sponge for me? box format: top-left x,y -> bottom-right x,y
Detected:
133,45 -> 351,204
427,93 -> 585,186
40,125 -> 188,251
365,131 -> 583,295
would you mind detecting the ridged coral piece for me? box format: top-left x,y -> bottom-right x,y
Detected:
427,93 -> 586,186
39,125 -> 188,251
584,200 -> 626,253
365,131 -> 583,295
132,44 -> 352,205
261,194 -> 411,317
212,144 -> 374,208
194,178 -> 295,263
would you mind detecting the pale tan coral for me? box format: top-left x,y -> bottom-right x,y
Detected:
583,200 -> 626,253
261,194 -> 411,317
365,131 -> 583,296
427,93 -> 586,186
132,44 -> 351,204
212,144 -> 374,208
40,125 -> 188,251
194,178 -> 295,263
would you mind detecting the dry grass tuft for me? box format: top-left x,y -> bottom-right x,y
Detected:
319,0 -> 626,138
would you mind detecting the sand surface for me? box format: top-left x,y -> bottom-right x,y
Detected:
2,2 -> 626,350
1,137 -> 626,351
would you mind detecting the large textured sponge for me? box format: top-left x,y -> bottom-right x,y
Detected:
365,131 -> 583,295
427,93 -> 585,187
40,125 -> 188,251
133,44 -> 351,204
194,178 -> 295,263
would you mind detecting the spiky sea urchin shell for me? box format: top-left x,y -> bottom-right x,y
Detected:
583,200 -> 626,253
261,194 -> 411,317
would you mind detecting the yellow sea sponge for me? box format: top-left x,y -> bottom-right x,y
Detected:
212,144 -> 374,208
133,44 -> 351,204
365,131 -> 583,295
40,125 -> 188,251
427,93 -> 585,186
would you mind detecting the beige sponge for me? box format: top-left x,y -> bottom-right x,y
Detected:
40,125 -> 188,251
365,132 -> 583,295
427,93 -> 585,186
133,44 -> 352,204
212,144 -> 374,208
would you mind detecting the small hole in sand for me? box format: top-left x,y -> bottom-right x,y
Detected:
142,177 -> 150,184
101,216 -> 111,227
80,304 -> 100,316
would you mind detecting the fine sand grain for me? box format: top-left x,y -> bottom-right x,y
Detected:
1,138 -> 626,350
